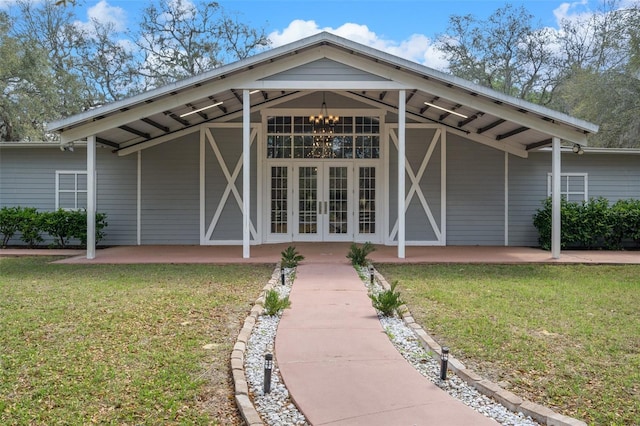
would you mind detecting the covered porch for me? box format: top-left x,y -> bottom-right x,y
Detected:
5,244 -> 634,264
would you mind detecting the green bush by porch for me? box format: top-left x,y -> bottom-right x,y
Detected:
0,207 -> 107,248
533,197 -> 640,250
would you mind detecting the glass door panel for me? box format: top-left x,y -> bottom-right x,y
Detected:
358,166 -> 376,234
327,166 -> 349,235
296,166 -> 319,237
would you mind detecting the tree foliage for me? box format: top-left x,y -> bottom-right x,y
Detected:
0,0 -> 269,142
439,1 -> 640,147
438,4 -> 556,104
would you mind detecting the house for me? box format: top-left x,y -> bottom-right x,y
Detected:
1,32 -> 639,259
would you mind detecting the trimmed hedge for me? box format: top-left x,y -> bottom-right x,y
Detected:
533,197 -> 640,250
0,207 -> 107,248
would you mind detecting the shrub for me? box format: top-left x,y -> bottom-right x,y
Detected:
263,289 -> 291,316
0,207 -> 107,248
18,207 -> 44,248
0,207 -> 23,247
370,281 -> 404,317
281,245 -> 304,268
346,242 -> 376,266
533,197 -> 640,250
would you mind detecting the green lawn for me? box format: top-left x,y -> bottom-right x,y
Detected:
0,257 -> 272,425
376,264 -> 640,426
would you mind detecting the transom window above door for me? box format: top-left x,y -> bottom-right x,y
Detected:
266,115 -> 380,159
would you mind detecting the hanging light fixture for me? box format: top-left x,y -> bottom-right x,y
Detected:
308,92 -> 339,158
309,92 -> 339,135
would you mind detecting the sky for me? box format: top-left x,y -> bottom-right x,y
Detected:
0,0 -> 614,69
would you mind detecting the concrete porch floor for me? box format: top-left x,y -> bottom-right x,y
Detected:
2,243 -> 637,264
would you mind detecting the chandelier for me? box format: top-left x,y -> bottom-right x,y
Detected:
309,92 -> 339,136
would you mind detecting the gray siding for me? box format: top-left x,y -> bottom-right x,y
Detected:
508,151 -> 640,246
0,145 -> 137,246
141,133 -> 200,244
264,58 -> 389,82
447,135 -> 505,245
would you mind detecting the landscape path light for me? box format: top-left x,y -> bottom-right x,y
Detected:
440,347 -> 449,380
263,353 -> 273,394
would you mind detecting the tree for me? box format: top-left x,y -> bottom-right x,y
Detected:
438,4 -> 556,104
132,0 -> 269,89
552,1 -> 640,147
0,11 -> 62,141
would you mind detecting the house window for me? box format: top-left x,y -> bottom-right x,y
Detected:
547,173 -> 588,202
56,171 -> 88,210
266,115 -> 380,159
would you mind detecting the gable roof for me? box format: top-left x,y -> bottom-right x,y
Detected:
47,32 -> 598,158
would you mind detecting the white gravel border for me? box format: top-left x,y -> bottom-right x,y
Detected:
234,265 -> 586,426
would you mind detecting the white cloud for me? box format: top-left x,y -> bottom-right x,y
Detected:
268,20 -> 448,70
553,0 -> 591,24
85,0 -> 127,32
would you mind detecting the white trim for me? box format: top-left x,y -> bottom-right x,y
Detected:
388,124 -> 445,246
55,170 -> 88,211
200,125 -> 258,245
504,152 -> 509,246
547,173 -> 589,202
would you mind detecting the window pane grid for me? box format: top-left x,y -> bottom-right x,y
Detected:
298,167 -> 318,234
359,167 -> 376,234
270,167 -> 288,234
57,171 -> 88,210
547,173 -> 588,202
328,167 -> 348,234
267,115 -> 379,159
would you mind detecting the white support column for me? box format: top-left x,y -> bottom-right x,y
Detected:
242,89 -> 251,258
398,90 -> 406,259
504,152 -> 509,246
87,135 -> 96,260
551,137 -> 561,259
137,150 -> 141,245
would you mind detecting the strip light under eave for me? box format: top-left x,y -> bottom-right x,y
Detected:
424,102 -> 468,119
180,101 -> 223,117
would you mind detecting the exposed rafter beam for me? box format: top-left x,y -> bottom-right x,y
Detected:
184,103 -> 209,120
439,104 -> 463,121
118,125 -> 150,139
379,91 -> 387,101
405,89 -> 417,103
96,137 -> 119,148
208,96 -> 227,113
420,96 -> 439,114
497,126 -> 529,141
526,139 -> 552,150
141,117 -> 170,133
165,112 -> 190,126
230,89 -> 243,104
458,113 -> 482,128
477,119 -> 506,134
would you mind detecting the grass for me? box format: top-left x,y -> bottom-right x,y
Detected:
376,264 -> 640,425
0,257 -> 273,425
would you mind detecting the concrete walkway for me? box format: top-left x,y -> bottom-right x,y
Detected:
275,261 -> 497,425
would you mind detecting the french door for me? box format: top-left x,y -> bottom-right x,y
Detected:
294,163 -> 352,241
266,162 -> 380,242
